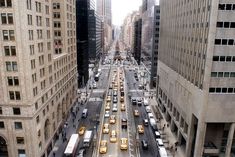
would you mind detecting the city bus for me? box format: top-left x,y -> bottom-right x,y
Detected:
64,134 -> 79,157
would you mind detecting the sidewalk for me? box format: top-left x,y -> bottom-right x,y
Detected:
149,98 -> 185,157
48,92 -> 91,157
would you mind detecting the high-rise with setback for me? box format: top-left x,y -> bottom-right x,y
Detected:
157,0 -> 235,156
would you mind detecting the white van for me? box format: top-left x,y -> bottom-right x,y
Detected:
143,98 -> 149,106
145,106 -> 151,113
159,147 -> 168,157
82,109 -> 88,118
155,131 -> 161,139
156,138 -> 164,147
148,113 -> 154,119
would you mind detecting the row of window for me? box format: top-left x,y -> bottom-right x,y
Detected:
217,22 -> 235,28
214,39 -> 235,45
209,87 -> 235,93
0,121 -> 22,129
28,30 -> 51,40
213,56 -> 235,62
218,4 -> 235,10
211,72 -> 235,78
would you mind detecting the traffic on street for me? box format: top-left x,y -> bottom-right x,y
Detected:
50,41 -> 168,157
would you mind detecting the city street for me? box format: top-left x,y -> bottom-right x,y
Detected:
49,43 -> 163,157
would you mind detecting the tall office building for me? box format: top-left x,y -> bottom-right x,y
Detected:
133,17 -> 142,65
141,1 -> 159,88
0,0 -> 77,157
158,1 -> 235,157
76,0 -> 90,87
88,10 -> 102,61
96,0 -> 112,52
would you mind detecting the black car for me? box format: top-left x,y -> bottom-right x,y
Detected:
121,118 -> 127,129
132,98 -> 137,105
141,140 -> 148,150
137,99 -> 142,106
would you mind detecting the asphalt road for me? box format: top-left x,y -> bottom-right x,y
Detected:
124,62 -> 160,157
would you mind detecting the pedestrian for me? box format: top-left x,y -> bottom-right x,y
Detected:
53,152 -> 55,157
72,118 -> 75,123
73,124 -> 75,128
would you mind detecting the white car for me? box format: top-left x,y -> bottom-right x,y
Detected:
104,111 -> 110,118
93,82 -> 97,89
112,107 -> 118,112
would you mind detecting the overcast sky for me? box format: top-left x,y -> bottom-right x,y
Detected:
112,0 -> 142,26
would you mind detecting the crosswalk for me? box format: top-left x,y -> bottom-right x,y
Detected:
89,97 -> 103,102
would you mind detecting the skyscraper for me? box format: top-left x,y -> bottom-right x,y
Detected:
141,1 -> 159,88
96,0 -> 112,52
133,17 -> 142,65
0,0 -> 77,156
158,0 -> 235,156
76,0 -> 89,87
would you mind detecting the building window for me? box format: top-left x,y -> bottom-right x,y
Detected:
0,0 -> 12,7
46,18 -> 50,27
2,30 -> 14,40
36,115 -> 40,123
18,149 -> 26,156
38,42 -> 43,52
53,3 -> 60,9
0,122 -> 5,129
1,13 -> 13,24
16,137 -> 24,144
9,91 -> 21,100
45,5 -> 49,14
26,0 -> 32,10
0,107 -> 2,114
29,45 -> 34,55
27,14 -> 32,25
4,46 -> 16,56
7,76 -> 19,86
36,16 -> 42,26
37,29 -> 43,39
15,122 -> 22,129
32,73 -> 37,83
13,107 -> 21,115
35,1 -> 41,12
53,12 -> 60,18
5,61 -> 18,71
28,30 -> 33,40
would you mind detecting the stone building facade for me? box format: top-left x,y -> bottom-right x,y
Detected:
0,0 -> 77,156
158,0 -> 235,156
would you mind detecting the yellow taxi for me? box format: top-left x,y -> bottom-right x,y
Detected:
106,96 -> 111,102
105,104 -> 110,111
78,126 -> 86,135
99,140 -> 107,154
114,83 -> 118,88
137,125 -> 144,134
109,115 -> 116,124
134,110 -> 139,117
110,130 -> 117,143
120,138 -> 128,150
103,123 -> 109,134
120,96 -> 124,102
121,104 -> 125,111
